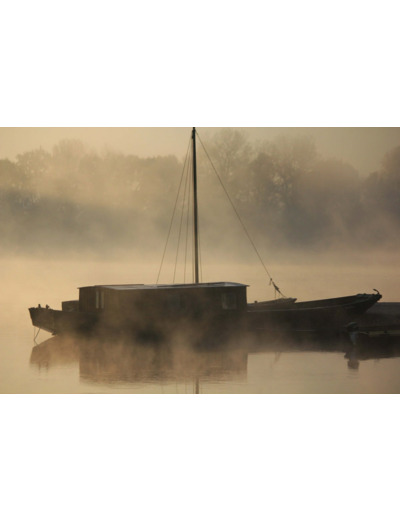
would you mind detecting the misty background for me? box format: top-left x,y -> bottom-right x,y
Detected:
2,2 -> 399,519
1,127 -> 400,263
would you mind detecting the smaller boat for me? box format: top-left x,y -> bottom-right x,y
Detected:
247,291 -> 382,335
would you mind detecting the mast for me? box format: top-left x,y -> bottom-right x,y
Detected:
192,127 -> 199,284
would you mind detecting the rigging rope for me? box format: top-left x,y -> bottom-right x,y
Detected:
156,136 -> 191,284
173,150 -> 191,283
198,219 -> 203,283
196,130 -> 286,298
184,158 -> 192,283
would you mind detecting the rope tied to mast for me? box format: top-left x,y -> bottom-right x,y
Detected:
157,128 -> 289,299
270,278 -> 285,299
196,130 -> 288,299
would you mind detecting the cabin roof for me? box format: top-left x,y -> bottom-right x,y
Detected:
79,282 -> 247,291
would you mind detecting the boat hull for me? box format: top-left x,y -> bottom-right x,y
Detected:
29,292 -> 382,343
29,307 -> 98,336
246,292 -> 382,334
29,306 -> 244,344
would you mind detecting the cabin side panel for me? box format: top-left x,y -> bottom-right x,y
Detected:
79,287 -> 105,312
79,284 -> 247,335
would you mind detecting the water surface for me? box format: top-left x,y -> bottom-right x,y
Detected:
2,255 -> 400,394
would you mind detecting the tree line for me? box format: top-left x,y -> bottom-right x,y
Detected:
1,131 -> 399,257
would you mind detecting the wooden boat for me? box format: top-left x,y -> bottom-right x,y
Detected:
30,282 -> 249,341
29,286 -> 381,340
248,292 -> 382,332
29,128 -> 382,343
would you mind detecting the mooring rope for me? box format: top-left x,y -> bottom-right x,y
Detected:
33,327 -> 41,345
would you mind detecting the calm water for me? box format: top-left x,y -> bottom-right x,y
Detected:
2,255 -> 400,394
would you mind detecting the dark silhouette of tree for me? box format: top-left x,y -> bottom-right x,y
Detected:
296,158 -> 360,244
246,135 -> 317,245
202,128 -> 254,207
359,144 -> 400,245
380,145 -> 400,218
1,134 -> 400,257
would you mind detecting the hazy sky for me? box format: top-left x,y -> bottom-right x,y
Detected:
1,127 -> 399,176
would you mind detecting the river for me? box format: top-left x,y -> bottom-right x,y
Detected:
1,253 -> 400,394
2,254 -> 399,520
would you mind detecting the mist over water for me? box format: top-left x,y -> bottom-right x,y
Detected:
2,254 -> 400,393
1,127 -> 400,259
1,127 -> 400,393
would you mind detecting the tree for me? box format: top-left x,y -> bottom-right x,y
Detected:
247,135 -> 317,244
16,148 -> 52,202
380,145 -> 400,218
363,145 -> 400,218
297,158 -> 360,244
201,128 -> 254,204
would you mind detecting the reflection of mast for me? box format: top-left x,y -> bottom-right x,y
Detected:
195,376 -> 200,394
192,127 -> 199,284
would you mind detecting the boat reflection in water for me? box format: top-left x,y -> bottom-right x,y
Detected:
344,325 -> 400,370
30,335 -> 249,391
29,327 -> 400,391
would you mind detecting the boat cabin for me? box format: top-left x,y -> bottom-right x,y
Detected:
78,282 -> 248,323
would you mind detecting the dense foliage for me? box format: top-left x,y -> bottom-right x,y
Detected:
1,131 -> 399,257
